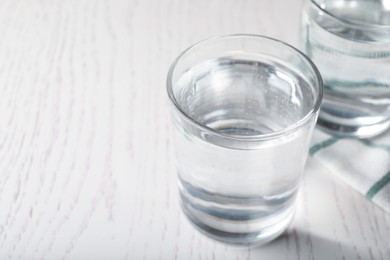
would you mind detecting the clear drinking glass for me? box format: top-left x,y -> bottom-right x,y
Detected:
301,0 -> 390,138
167,35 -> 323,246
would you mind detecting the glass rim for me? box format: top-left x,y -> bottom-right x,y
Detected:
166,34 -> 323,142
309,0 -> 390,30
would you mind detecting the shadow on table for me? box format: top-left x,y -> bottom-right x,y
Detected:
249,228 -> 366,260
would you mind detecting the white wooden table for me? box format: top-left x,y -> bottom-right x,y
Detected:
0,0 -> 389,259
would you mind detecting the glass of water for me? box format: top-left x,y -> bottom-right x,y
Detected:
301,0 -> 390,138
167,35 -> 322,246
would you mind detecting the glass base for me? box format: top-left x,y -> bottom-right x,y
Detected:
179,187 -> 295,246
317,111 -> 390,138
182,207 -> 293,246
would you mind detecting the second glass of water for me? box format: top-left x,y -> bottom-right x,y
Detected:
301,0 -> 390,138
167,35 -> 323,246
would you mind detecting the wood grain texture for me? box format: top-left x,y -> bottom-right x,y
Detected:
0,0 -> 388,259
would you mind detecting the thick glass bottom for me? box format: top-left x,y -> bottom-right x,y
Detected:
179,182 -> 296,246
317,110 -> 390,138
182,205 -> 293,246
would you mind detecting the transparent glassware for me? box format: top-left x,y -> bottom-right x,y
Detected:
167,35 -> 323,246
301,0 -> 390,138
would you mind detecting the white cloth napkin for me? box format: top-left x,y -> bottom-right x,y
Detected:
309,129 -> 390,214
